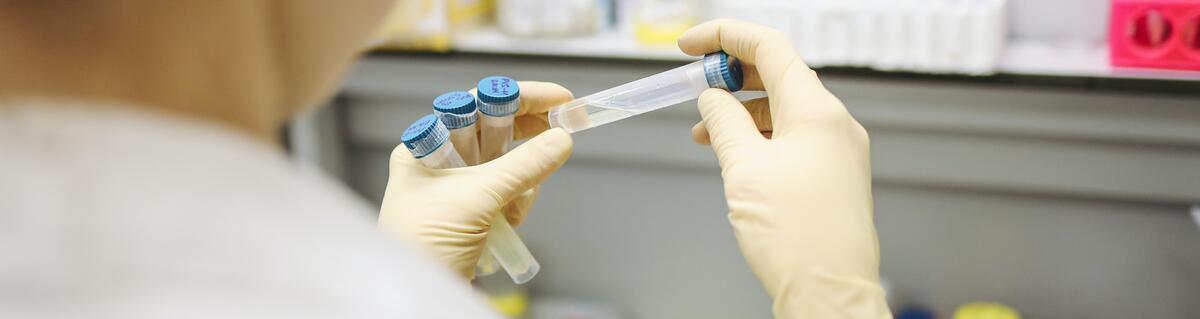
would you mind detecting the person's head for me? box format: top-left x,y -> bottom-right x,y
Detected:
0,0 -> 394,141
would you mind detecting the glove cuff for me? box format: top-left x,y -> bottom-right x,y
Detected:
772,266 -> 893,319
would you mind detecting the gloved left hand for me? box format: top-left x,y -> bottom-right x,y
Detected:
378,82 -> 574,279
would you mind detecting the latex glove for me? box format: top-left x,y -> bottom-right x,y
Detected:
378,82 -> 573,279
679,20 -> 891,319
466,81 -> 576,225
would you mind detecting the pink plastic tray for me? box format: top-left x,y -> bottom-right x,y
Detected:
1110,0 -> 1200,70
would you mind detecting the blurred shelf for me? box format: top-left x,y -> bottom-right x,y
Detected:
1000,41 -> 1200,82
446,27 -> 1200,83
452,27 -> 691,62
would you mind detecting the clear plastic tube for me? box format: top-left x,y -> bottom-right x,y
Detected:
476,76 -> 540,284
403,115 -> 467,169
415,139 -> 466,168
448,124 -> 480,165
404,114 -> 534,283
432,91 -> 498,276
479,115 -> 514,162
550,51 -> 743,133
434,91 -> 482,166
478,76 -> 520,162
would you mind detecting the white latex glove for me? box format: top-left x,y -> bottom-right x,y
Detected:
378,82 -> 573,279
679,20 -> 891,319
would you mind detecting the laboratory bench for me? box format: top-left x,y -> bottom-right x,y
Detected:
291,52 -> 1200,319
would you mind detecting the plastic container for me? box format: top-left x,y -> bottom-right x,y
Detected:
433,91 -> 482,165
711,0 -> 1007,75
954,302 -> 1020,319
432,91 -> 501,276
496,0 -> 610,37
548,51 -> 743,133
477,76 -> 521,162
1110,0 -> 1200,70
402,113 -> 538,284
475,75 -> 541,284
402,114 -> 467,169
632,0 -> 697,45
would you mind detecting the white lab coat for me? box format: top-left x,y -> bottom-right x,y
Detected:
0,102 -> 500,318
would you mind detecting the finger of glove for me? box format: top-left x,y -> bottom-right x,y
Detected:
677,19 -> 797,92
513,113 -> 549,140
469,81 -> 573,116
678,19 -> 839,137
698,89 -> 763,167
470,81 -> 572,140
389,144 -> 421,166
692,97 -> 772,145
473,128 -> 572,204
770,60 -> 851,138
502,187 -> 539,227
738,62 -> 764,91
387,144 -> 442,180
515,81 -> 573,116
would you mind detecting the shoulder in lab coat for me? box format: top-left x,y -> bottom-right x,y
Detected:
0,101 -> 500,319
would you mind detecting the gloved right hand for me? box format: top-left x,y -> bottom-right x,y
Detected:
678,20 -> 891,319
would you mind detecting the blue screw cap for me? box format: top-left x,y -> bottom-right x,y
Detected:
433,91 -> 477,114
401,114 -> 450,158
895,306 -> 936,319
433,91 -> 478,129
702,51 -> 743,92
476,76 -> 520,116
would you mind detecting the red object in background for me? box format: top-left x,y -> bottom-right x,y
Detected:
1110,0 -> 1200,70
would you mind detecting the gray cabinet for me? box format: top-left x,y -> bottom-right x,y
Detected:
311,54 -> 1200,318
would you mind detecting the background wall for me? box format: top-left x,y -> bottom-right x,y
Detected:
1009,0 -> 1108,43
287,1 -> 1200,317
306,54 -> 1200,318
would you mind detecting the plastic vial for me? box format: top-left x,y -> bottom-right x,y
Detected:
403,113 -> 539,284
433,91 -> 482,165
433,91 -> 500,277
402,114 -> 467,169
475,75 -> 541,284
477,75 -> 520,162
549,51 -> 743,133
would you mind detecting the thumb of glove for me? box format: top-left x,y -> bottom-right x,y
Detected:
472,128 -> 573,204
698,88 -> 764,168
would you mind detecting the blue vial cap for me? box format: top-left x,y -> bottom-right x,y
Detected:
433,91 -> 478,129
401,114 -> 450,159
895,306 -> 936,319
476,76 -> 520,116
702,51 -> 744,92
433,91 -> 477,114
